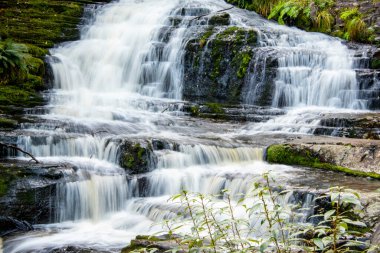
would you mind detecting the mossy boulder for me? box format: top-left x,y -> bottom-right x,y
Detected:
183,26 -> 260,104
119,142 -> 156,174
266,142 -> 380,179
121,235 -> 184,253
208,13 -> 230,26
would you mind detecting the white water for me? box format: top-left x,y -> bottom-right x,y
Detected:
3,0 -> 376,252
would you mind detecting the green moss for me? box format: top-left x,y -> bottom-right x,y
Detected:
0,164 -> 25,197
267,144 -> 380,179
0,118 -> 18,129
199,27 -> 214,48
120,143 -> 150,173
370,58 -> 380,69
0,86 -> 44,107
190,105 -> 200,116
234,50 -> 252,79
205,103 -> 224,114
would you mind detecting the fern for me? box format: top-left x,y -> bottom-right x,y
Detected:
340,8 -> 372,42
313,10 -> 334,32
0,40 -> 29,84
268,0 -> 310,27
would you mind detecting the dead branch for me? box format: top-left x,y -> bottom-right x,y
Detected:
190,7 -> 234,21
0,142 -> 40,164
91,130 -> 109,137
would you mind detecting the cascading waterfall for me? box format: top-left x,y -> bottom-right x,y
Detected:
272,38 -> 363,109
4,0 -> 376,252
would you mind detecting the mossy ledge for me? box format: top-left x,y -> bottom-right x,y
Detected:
0,0 -> 111,121
266,144 -> 380,179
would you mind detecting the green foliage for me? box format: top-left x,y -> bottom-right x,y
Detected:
268,0 -> 311,27
227,0 -> 374,43
339,8 -> 373,42
128,174 -> 374,253
313,10 -> 334,33
0,41 -> 29,85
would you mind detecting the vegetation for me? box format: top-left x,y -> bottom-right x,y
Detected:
267,144 -> 380,179
125,174 -> 378,252
0,0 -> 110,124
339,8 -> 373,42
226,0 -> 375,43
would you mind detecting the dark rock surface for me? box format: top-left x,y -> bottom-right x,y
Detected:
0,216 -> 33,237
0,161 -> 75,224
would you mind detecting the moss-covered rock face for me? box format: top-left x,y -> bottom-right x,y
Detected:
183,25 -> 263,104
0,0 -> 111,116
266,143 -> 380,179
119,142 -> 156,174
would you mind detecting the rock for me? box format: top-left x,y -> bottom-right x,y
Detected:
0,161 -> 75,224
122,235 -> 185,253
183,26 -> 272,105
371,224 -> 380,249
316,112 -> 380,139
266,137 -> 380,179
0,216 -> 33,237
208,13 -> 230,26
119,141 -> 157,174
48,246 -> 110,253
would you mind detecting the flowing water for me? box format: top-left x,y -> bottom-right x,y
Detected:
3,0 -> 379,252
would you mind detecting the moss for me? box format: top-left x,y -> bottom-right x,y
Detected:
267,144 -> 380,179
0,118 -> 18,129
370,58 -> 380,69
234,49 -> 252,79
199,27 -> 214,48
205,102 -> 225,114
208,13 -> 230,26
0,86 -> 44,108
0,164 -> 25,197
190,105 -> 200,116
120,143 -> 151,174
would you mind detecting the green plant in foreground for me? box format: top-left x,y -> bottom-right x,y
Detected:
129,174 -> 373,253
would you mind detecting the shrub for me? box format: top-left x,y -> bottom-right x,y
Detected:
129,174 -> 375,252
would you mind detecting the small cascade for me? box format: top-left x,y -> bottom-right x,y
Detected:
56,174 -> 127,222
16,135 -> 119,163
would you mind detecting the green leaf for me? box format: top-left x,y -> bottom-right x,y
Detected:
324,209 -> 335,221
341,219 -> 366,227
313,238 -> 324,250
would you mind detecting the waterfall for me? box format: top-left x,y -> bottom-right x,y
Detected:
4,0 -> 375,252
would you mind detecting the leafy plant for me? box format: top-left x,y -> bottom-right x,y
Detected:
128,174 -> 374,253
313,9 -> 334,32
0,40 -> 29,85
339,8 -> 372,42
268,0 -> 311,28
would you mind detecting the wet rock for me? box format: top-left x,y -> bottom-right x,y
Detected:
49,246 -> 110,253
182,103 -> 285,122
0,161 -> 75,224
266,137 -> 380,179
371,224 -> 380,248
119,141 -> 157,174
208,13 -> 230,26
316,112 -> 380,139
183,26 -> 267,105
0,216 -> 33,237
122,235 -> 185,253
